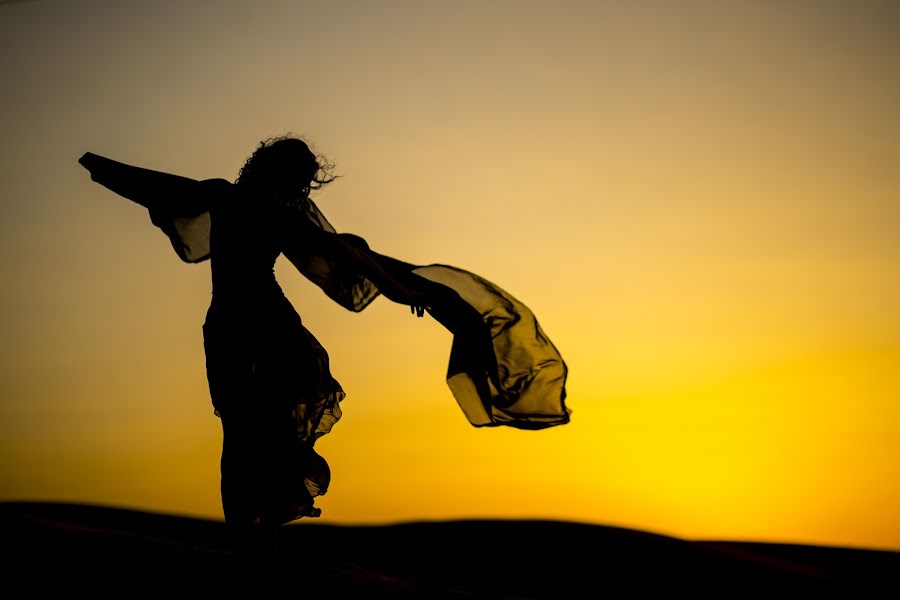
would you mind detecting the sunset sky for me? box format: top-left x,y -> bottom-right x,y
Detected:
2,0 -> 899,550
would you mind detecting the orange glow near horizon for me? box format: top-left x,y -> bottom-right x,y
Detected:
1,1 -> 899,551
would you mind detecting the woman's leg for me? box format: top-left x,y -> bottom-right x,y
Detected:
220,409 -> 258,528
204,318 -> 276,555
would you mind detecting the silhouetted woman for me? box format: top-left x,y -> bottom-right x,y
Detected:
78,135 -> 569,555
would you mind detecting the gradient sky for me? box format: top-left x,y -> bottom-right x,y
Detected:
2,0 -> 899,550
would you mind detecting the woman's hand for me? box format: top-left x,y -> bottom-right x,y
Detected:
78,152 -> 98,177
377,284 -> 428,317
397,289 -> 428,318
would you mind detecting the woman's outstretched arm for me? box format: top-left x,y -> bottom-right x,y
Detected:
78,152 -> 231,217
283,211 -> 428,314
331,236 -> 429,315
79,152 -> 229,263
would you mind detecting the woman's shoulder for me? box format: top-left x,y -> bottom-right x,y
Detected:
200,179 -> 243,210
200,178 -> 236,194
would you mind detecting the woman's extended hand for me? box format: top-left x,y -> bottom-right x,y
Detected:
400,289 -> 428,318
78,152 -> 98,177
390,288 -> 428,318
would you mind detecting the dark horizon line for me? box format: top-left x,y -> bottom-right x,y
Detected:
3,499 -> 897,554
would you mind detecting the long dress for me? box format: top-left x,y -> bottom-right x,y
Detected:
202,188 -> 338,524
79,152 -> 570,523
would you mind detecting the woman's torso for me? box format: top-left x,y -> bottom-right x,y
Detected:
206,189 -> 292,328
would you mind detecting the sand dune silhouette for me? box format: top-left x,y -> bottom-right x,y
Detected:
2,502 -> 897,596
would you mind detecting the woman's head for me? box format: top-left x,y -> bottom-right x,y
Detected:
235,135 -> 336,204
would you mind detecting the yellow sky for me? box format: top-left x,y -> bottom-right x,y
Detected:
1,0 -> 899,550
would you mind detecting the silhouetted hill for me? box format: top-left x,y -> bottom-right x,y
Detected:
1,502 -> 897,597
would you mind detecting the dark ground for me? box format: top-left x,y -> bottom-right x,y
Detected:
1,502 -> 897,597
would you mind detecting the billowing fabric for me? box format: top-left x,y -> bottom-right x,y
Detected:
80,152 -> 570,521
410,264 -> 569,429
202,296 -> 340,523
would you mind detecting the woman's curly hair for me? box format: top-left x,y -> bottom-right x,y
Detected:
235,134 -> 338,204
